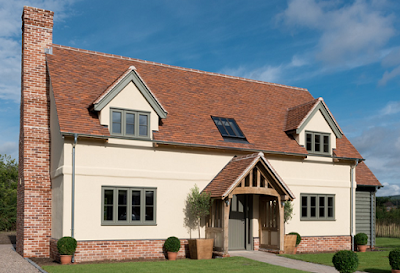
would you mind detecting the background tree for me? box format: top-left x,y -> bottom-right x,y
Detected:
0,154 -> 18,231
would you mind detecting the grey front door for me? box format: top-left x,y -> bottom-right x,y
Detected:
229,194 -> 252,250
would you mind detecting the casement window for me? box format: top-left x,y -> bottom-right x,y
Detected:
102,187 -> 156,225
305,131 -> 330,154
211,116 -> 246,139
110,108 -> 150,138
300,194 -> 335,221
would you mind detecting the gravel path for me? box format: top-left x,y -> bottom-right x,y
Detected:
230,251 -> 367,273
0,245 -> 41,273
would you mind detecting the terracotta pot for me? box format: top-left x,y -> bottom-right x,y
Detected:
293,246 -> 297,255
60,255 -> 72,265
188,238 -> 214,260
392,269 -> 400,273
168,251 -> 178,261
358,245 -> 367,252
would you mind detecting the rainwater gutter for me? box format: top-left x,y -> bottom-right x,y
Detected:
71,133 -> 77,263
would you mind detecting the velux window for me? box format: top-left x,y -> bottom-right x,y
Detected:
306,131 -> 330,154
301,194 -> 335,221
212,116 -> 245,139
102,187 -> 156,226
111,108 -> 149,138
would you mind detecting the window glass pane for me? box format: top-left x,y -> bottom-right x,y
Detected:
319,196 -> 325,217
306,133 -> 312,151
328,197 -> 333,207
132,206 -> 141,221
112,112 -> 122,134
104,190 -> 113,205
314,135 -> 320,152
228,118 -> 244,138
118,190 -> 127,205
139,125 -> 148,136
328,197 -> 334,218
139,115 -> 148,136
301,196 -> 308,217
323,135 -> 329,153
146,207 -> 154,221
126,113 -> 135,135
146,191 -> 154,206
118,206 -> 127,221
310,196 -> 316,217
213,118 -> 228,136
139,114 -> 148,125
132,191 -> 140,205
104,206 -> 113,221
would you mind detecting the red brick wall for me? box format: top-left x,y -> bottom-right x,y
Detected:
253,237 -> 259,251
296,236 -> 351,253
51,238 -> 189,263
17,6 -> 54,258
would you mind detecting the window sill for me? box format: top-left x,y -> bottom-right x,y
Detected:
101,223 -> 157,226
300,219 -> 336,221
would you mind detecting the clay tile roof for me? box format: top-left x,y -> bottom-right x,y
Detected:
356,161 -> 382,186
203,153 -> 260,198
203,152 -> 294,199
46,44 -> 361,159
285,98 -> 319,131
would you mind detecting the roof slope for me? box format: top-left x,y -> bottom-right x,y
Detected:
356,161 -> 382,186
46,45 -> 361,158
285,98 -> 319,131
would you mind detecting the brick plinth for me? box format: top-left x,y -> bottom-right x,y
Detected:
296,236 -> 351,253
17,6 -> 53,258
51,239 -> 189,263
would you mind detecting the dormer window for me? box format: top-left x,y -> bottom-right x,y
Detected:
306,131 -> 330,154
111,108 -> 149,138
212,116 -> 245,139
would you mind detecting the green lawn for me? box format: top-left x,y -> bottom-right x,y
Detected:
280,237 -> 400,273
43,257 -> 307,273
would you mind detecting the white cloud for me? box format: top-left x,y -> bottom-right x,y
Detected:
379,65 -> 400,86
377,182 -> 400,197
0,0 -> 76,102
221,64 -> 283,83
379,101 -> 400,115
0,142 -> 18,158
280,0 -> 395,68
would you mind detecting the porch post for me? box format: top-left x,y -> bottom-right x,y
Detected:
223,197 -> 231,256
279,197 -> 285,253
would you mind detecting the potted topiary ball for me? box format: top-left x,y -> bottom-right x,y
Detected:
332,250 -> 359,273
389,248 -> 400,273
288,232 -> 301,254
57,236 -> 77,265
164,236 -> 181,261
354,233 -> 368,252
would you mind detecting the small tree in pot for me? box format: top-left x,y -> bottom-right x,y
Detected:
57,236 -> 77,265
164,236 -> 181,261
354,233 -> 368,252
185,185 -> 213,259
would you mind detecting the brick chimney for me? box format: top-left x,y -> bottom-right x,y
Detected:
18,6 -> 54,258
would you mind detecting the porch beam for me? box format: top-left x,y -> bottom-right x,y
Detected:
232,187 -> 279,197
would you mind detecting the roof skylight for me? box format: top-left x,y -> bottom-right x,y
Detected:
212,116 -> 245,139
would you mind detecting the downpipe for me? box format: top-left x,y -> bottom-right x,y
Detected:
350,160 -> 359,251
71,133 -> 77,262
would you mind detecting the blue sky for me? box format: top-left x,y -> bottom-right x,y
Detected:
0,0 -> 399,196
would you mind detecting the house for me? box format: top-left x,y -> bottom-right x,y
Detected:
17,6 -> 382,262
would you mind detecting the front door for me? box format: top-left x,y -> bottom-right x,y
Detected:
229,194 -> 252,250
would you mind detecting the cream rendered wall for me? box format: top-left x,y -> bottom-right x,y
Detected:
60,139 -> 235,240
50,88 -> 64,238
99,81 -> 159,134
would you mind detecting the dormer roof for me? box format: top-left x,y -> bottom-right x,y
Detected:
285,97 -> 343,138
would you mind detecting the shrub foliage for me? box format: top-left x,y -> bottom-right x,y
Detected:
354,233 -> 368,245
389,248 -> 400,270
57,237 -> 77,255
332,250 -> 359,273
0,155 -> 18,231
164,236 -> 181,252
288,232 -> 301,246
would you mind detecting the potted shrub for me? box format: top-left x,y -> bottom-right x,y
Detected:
332,250 -> 359,273
354,233 -> 368,252
288,232 -> 301,254
164,236 -> 181,261
186,185 -> 213,260
389,248 -> 400,273
57,236 -> 77,265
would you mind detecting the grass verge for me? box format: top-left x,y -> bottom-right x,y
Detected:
43,256 -> 308,273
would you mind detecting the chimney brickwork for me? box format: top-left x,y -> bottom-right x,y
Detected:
18,6 -> 54,258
